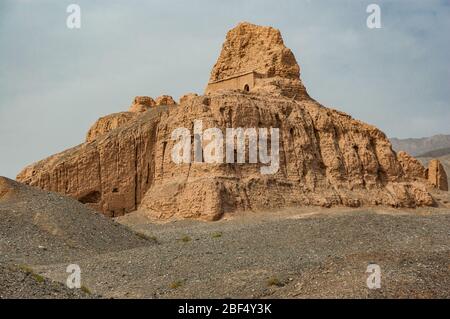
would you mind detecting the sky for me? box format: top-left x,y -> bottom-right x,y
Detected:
0,0 -> 449,179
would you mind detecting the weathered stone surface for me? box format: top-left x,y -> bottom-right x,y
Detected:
86,112 -> 137,143
427,159 -> 448,191
16,22 -> 436,220
18,106 -> 171,217
206,22 -> 309,100
397,151 -> 427,181
133,96 -> 156,107
209,22 -> 299,81
155,95 -> 177,106
87,97 -> 157,143
129,96 -> 156,113
179,93 -> 199,105
17,92 -> 435,219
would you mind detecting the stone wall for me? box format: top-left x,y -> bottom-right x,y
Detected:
205,72 -> 255,94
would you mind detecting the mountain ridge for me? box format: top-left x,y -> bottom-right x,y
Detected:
391,134 -> 450,156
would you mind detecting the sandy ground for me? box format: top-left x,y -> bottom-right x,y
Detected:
2,176 -> 449,298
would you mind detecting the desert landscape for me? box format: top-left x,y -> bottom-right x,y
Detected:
1,21 -> 449,299
1,176 -> 450,299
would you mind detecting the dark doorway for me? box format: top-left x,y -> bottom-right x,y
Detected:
244,84 -> 250,92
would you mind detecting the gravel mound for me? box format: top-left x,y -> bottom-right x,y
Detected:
0,263 -> 95,299
0,177 -> 152,265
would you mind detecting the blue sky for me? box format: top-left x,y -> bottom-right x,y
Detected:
1,0 -> 449,178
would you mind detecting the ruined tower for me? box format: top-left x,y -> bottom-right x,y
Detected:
205,22 -> 309,100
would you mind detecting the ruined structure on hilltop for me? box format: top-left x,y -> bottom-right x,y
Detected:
17,22 -> 447,220
205,23 -> 309,100
206,71 -> 257,94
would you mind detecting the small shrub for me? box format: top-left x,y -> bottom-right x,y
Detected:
170,280 -> 184,289
179,236 -> 191,243
32,273 -> 45,283
136,232 -> 159,243
80,285 -> 92,295
211,232 -> 222,238
18,264 -> 33,273
18,265 -> 45,283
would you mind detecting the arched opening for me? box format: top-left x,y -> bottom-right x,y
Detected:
243,84 -> 250,92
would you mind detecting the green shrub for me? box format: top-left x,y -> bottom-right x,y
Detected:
267,277 -> 284,287
211,232 -> 223,238
170,280 -> 184,289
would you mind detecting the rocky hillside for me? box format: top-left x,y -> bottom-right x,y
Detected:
391,134 -> 450,156
16,22 -> 443,221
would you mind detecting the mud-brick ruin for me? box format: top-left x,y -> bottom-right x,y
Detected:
206,71 -> 257,94
17,22 -> 448,220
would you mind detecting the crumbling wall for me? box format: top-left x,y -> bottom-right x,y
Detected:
206,72 -> 255,94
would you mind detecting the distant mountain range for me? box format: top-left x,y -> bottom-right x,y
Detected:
416,151 -> 450,180
390,134 -> 450,157
390,134 -> 450,176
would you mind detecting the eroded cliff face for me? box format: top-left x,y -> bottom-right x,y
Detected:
86,112 -> 137,143
16,22 -> 441,220
209,22 -> 300,81
18,106 -> 170,217
208,22 -> 309,100
139,93 -> 436,220
17,92 -> 435,219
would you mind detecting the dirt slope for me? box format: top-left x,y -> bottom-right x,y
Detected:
0,177 -> 152,265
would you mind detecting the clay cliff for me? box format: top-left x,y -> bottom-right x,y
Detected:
391,134 -> 450,156
16,22 -> 446,220
207,22 -> 309,100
